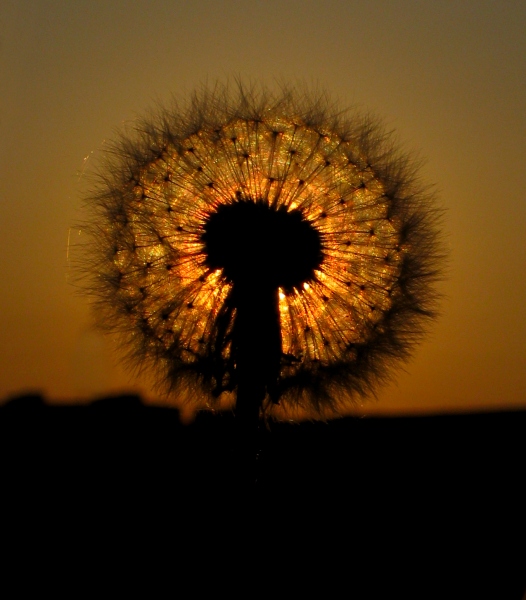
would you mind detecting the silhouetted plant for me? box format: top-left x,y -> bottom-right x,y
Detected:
77,82 -> 444,427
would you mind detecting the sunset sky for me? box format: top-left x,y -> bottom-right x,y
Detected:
1,0 -> 525,416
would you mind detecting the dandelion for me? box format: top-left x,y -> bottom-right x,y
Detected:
78,82 -> 444,425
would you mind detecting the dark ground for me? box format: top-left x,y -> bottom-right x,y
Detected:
1,392 -> 525,598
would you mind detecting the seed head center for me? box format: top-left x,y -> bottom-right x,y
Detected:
201,199 -> 323,290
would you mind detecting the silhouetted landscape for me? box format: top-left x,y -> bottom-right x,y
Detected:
1,392 -> 524,598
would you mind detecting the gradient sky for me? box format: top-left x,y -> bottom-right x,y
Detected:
1,0 -> 525,416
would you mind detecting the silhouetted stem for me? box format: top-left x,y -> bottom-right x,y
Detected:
232,283 -> 281,485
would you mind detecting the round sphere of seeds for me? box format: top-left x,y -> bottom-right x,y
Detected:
83,84 -> 444,418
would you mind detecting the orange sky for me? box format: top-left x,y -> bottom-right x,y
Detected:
1,0 -> 525,416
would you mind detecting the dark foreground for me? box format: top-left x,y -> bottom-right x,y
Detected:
1,392 -> 525,598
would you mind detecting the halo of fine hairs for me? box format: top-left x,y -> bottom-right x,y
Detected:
75,81 -> 446,420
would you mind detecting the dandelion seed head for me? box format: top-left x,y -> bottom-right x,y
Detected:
77,82 -> 445,419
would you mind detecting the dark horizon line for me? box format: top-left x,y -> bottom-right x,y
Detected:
1,389 -> 525,420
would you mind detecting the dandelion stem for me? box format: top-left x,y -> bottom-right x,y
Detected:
231,282 -> 281,485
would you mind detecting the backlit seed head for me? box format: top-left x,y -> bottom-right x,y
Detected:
76,82 -> 445,419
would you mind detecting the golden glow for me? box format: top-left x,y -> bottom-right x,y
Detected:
112,117 -> 404,373
88,86 -> 442,417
